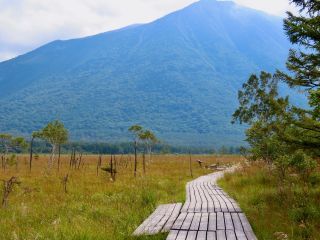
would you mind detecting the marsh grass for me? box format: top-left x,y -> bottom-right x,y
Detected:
0,154 -> 240,240
219,162 -> 320,240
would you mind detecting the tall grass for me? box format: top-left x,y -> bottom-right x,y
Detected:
219,162 -> 320,240
0,154 -> 240,240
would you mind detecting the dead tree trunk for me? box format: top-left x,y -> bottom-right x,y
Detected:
29,137 -> 34,172
96,154 -> 102,176
62,174 -> 69,193
113,155 -> 117,181
2,177 -> 20,208
77,152 -> 83,169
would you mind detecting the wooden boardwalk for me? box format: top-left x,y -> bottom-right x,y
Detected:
134,169 -> 257,240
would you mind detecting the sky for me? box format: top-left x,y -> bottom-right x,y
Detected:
0,0 -> 297,62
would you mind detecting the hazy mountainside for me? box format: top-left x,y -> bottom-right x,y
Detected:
0,0 -> 293,147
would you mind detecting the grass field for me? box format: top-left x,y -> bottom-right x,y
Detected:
219,162 -> 320,240
0,154 -> 241,240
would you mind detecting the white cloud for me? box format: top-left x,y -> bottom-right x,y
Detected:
0,0 -> 297,62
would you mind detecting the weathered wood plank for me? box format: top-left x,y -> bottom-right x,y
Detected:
217,212 -> 225,230
181,213 -> 194,230
173,212 -> 188,230
224,213 -> 233,230
186,230 -> 197,240
176,230 -> 188,240
226,230 -> 237,240
207,231 -> 216,240
190,213 -> 201,231
196,231 -> 207,240
208,213 -> 217,231
163,203 -> 183,232
199,213 -> 209,231
239,213 -> 257,240
167,230 -> 179,240
217,230 -> 227,240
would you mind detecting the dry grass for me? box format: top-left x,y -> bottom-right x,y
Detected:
0,154 -> 242,240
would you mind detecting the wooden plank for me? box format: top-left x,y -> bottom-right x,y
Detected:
199,213 -> 209,231
167,230 -> 179,240
226,230 -> 237,240
224,213 -> 233,230
198,183 -> 208,212
231,213 -> 243,231
238,213 -> 257,240
207,231 -> 216,240
217,230 -> 226,240
186,231 -> 197,240
181,213 -> 194,230
217,212 -> 225,230
146,205 -> 170,234
176,230 -> 188,240
208,213 -> 216,231
172,212 -> 188,230
232,214 -> 247,240
235,230 -> 247,240
190,213 -> 201,231
163,203 -> 183,232
196,231 -> 207,240
133,205 -> 166,235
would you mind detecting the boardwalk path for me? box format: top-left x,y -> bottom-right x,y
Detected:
134,168 -> 257,240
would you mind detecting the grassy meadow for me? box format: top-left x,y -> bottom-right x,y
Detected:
219,162 -> 320,240
0,154 -> 241,240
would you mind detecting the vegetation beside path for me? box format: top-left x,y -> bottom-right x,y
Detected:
219,162 -> 320,240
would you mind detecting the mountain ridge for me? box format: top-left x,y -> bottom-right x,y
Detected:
0,0 -> 293,147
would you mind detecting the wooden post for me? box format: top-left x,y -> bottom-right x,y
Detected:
57,144 -> 61,172
134,141 -> 137,177
189,153 -> 193,178
113,155 -> 117,181
110,154 -> 113,180
96,154 -> 102,176
29,137 -> 34,172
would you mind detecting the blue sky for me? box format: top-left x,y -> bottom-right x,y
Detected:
0,0 -> 297,62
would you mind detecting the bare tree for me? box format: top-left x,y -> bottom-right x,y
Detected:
0,134 -> 27,171
29,131 -> 41,172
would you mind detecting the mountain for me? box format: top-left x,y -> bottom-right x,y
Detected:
0,0 -> 291,147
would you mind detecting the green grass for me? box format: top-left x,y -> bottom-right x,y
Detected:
0,154 -> 240,240
219,162 -> 320,240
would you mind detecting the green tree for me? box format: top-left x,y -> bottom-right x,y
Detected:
128,125 -> 143,177
39,120 -> 68,169
274,0 -> 320,152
